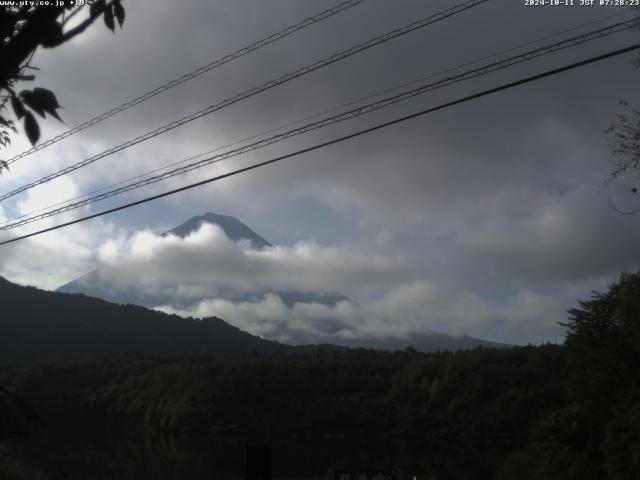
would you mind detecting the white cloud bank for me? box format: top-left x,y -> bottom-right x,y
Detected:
0,176 -> 115,290
53,221 -> 569,344
157,281 -> 568,345
94,223 -> 412,298
0,192 -> 596,345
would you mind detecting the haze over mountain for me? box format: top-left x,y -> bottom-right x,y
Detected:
55,213 -> 509,352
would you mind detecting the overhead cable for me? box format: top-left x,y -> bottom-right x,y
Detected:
1,18 -> 636,231
2,43 -> 638,246
0,0 -> 490,202
2,0 -> 370,167
3,8 -> 630,228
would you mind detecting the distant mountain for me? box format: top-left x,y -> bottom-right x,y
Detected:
53,212 -> 511,353
0,275 -> 508,363
0,276 -> 300,364
165,212 -> 271,249
56,212 -> 349,308
332,333 -> 510,352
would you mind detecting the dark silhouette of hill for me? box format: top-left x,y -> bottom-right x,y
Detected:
0,276 -> 298,364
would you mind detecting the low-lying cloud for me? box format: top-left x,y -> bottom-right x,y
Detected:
95,223 -> 412,299
58,222 -> 569,344
157,280 -> 569,345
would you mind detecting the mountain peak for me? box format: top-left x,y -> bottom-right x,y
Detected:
166,212 -> 272,249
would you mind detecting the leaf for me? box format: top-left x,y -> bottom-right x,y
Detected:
32,88 -> 62,121
11,95 -> 25,119
39,21 -> 63,48
90,0 -> 106,17
23,111 -> 40,146
20,88 -> 62,121
47,108 -> 62,122
20,90 -> 46,117
114,0 -> 125,27
104,5 -> 115,32
33,88 -> 60,109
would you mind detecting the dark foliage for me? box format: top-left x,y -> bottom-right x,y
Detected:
0,276 -> 300,363
0,0 -> 124,162
0,273 -> 638,478
0,345 -> 566,478
0,387 -> 41,439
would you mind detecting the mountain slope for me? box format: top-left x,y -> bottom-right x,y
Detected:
164,212 -> 271,248
56,212 -> 348,308
51,213 -> 510,352
0,276 -> 296,364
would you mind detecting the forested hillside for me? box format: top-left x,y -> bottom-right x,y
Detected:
1,273 -> 638,479
0,276 -> 297,363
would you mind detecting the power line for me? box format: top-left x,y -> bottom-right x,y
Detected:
1,9 -> 634,231
3,9 -> 631,229
2,18 -> 636,231
2,43 -> 638,246
2,0 -> 369,167
0,0 -> 490,203
3,18 -> 636,229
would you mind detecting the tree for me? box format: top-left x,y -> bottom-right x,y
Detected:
605,6 -> 640,206
607,101 -> 640,200
562,271 -> 640,385
561,272 -> 640,475
0,0 -> 125,172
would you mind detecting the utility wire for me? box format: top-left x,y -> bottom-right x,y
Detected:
5,8 -> 629,227
1,18 -> 636,231
0,0 -> 490,203
0,7 -> 629,230
1,42 -> 638,246
2,0 -> 369,167
2,9 -> 631,228
1,7 -> 632,231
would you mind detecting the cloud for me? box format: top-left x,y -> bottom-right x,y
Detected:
70,222 -> 568,344
453,183 -> 640,284
91,222 -> 412,300
157,280 -> 569,346
1,0 -> 638,346
0,176 -> 116,289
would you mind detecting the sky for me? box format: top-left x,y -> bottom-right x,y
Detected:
0,0 -> 639,345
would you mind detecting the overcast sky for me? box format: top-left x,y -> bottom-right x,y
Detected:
0,0 -> 639,345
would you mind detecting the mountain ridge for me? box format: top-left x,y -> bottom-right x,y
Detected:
1,274 -> 510,363
53,213 -> 512,352
164,212 -> 272,249
0,275 -> 301,363
56,212 -> 349,308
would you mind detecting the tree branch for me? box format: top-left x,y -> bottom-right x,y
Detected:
50,1 -> 116,47
607,196 -> 640,215
61,5 -> 85,27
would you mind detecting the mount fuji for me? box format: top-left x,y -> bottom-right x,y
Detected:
56,212 -> 509,352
